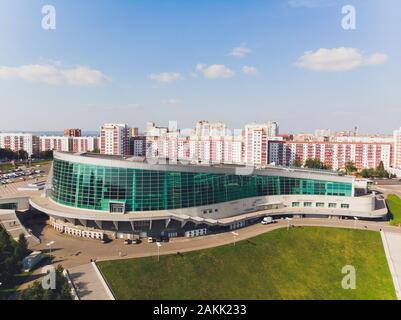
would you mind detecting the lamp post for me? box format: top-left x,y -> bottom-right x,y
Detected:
285,217 -> 292,231
156,242 -> 162,262
231,231 -> 239,246
46,241 -> 55,259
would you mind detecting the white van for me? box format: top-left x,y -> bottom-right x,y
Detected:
261,216 -> 274,225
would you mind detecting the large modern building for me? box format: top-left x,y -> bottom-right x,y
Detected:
27,151 -> 386,240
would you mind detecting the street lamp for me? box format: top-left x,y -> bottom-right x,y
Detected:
156,242 -> 162,262
46,241 -> 55,259
285,217 -> 292,231
231,231 -> 239,246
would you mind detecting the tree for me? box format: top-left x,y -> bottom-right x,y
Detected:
14,233 -> 29,262
0,227 -> 19,286
39,150 -> 53,160
0,148 -> 15,161
16,150 -> 28,160
345,161 -> 357,175
18,265 -> 72,300
360,168 -> 372,178
304,158 -> 331,170
376,161 -> 389,178
293,159 -> 302,168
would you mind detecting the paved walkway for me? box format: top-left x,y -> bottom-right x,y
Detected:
381,231 -> 401,300
68,263 -> 114,300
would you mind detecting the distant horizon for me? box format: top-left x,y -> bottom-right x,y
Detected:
1,1 -> 400,133
0,121 -> 397,136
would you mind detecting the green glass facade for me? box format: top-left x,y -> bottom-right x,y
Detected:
51,158 -> 353,212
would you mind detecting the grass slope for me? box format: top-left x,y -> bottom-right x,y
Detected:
98,227 -> 396,300
386,194 -> 401,226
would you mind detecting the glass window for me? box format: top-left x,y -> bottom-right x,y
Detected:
51,158 -> 353,212
316,202 -> 325,207
329,203 -> 337,208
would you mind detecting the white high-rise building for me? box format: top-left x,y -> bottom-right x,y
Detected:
393,127 -> 401,169
39,136 -> 72,152
0,133 -> 40,156
268,140 -> 393,170
145,122 -> 169,137
314,129 -> 331,140
195,120 -> 228,138
100,123 -> 130,156
71,136 -> 99,153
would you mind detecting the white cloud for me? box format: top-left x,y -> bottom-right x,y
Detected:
196,64 -> 235,79
162,99 -> 181,106
0,64 -> 110,86
148,72 -> 182,84
295,48 -> 388,72
229,44 -> 252,58
242,66 -> 258,75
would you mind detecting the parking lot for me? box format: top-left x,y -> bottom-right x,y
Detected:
0,167 -> 45,185
0,164 -> 50,199
0,163 -> 51,186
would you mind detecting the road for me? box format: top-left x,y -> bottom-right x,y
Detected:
28,217 -> 401,270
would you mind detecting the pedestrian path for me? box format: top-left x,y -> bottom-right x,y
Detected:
0,183 -> 20,197
381,231 -> 401,300
68,263 -> 114,300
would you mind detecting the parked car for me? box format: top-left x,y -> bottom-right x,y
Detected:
157,235 -> 170,242
261,216 -> 274,225
124,239 -> 132,245
147,237 -> 154,243
101,237 -> 111,244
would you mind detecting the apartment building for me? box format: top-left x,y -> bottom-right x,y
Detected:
268,140 -> 393,170
100,123 -> 130,156
0,133 -> 40,156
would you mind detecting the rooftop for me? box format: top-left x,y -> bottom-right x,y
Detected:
57,151 -> 348,179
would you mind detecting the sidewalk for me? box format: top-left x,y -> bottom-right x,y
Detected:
381,231 -> 401,300
68,263 -> 114,300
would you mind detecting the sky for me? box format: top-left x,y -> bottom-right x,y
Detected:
0,0 -> 400,134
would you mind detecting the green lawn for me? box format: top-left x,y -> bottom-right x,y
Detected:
98,227 -> 396,300
386,194 -> 401,226
30,160 -> 52,166
0,162 -> 16,171
0,160 -> 51,171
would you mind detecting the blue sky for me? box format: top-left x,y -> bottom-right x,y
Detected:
0,0 -> 400,133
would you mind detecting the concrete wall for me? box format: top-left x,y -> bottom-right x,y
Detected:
0,196 -> 30,211
168,194 -> 377,220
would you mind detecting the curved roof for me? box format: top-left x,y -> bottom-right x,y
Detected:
53,151 -> 355,184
